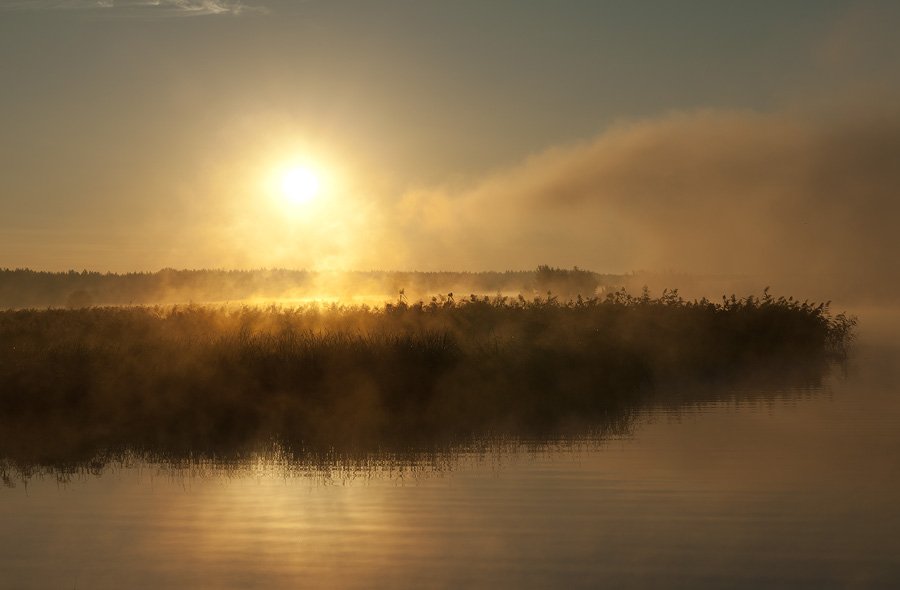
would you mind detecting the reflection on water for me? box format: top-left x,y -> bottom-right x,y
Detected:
2,313 -> 900,588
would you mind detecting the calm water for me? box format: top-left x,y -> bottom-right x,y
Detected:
2,310 -> 899,589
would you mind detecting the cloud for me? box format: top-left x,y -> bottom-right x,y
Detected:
397,106 -> 900,300
0,0 -> 266,17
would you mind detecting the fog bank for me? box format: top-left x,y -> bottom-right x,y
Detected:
399,107 -> 900,304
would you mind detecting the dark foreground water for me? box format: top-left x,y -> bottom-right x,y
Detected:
2,310 -> 899,589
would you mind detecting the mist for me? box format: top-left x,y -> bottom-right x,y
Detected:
397,106 -> 900,304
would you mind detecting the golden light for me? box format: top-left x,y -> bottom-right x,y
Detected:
246,152 -> 381,269
280,166 -> 320,205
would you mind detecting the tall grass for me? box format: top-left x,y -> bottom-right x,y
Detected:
0,289 -> 855,470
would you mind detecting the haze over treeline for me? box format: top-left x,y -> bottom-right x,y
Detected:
2,262 -> 892,310
0,267 -> 618,309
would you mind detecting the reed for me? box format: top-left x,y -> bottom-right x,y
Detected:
0,289 -> 854,468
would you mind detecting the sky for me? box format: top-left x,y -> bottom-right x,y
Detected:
1,0 -> 899,286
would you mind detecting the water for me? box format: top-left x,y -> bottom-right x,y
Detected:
2,310 -> 899,589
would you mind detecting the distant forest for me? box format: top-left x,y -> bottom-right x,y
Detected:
0,266 -> 629,309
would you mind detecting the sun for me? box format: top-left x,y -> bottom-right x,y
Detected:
280,166 -> 320,205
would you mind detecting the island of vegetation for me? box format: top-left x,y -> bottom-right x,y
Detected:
0,281 -> 855,479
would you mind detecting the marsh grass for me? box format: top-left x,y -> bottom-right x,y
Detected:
0,289 -> 855,472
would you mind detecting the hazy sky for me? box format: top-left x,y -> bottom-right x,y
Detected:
1,0 -> 899,277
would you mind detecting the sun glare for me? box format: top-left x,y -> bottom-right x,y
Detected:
281,166 -> 320,205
